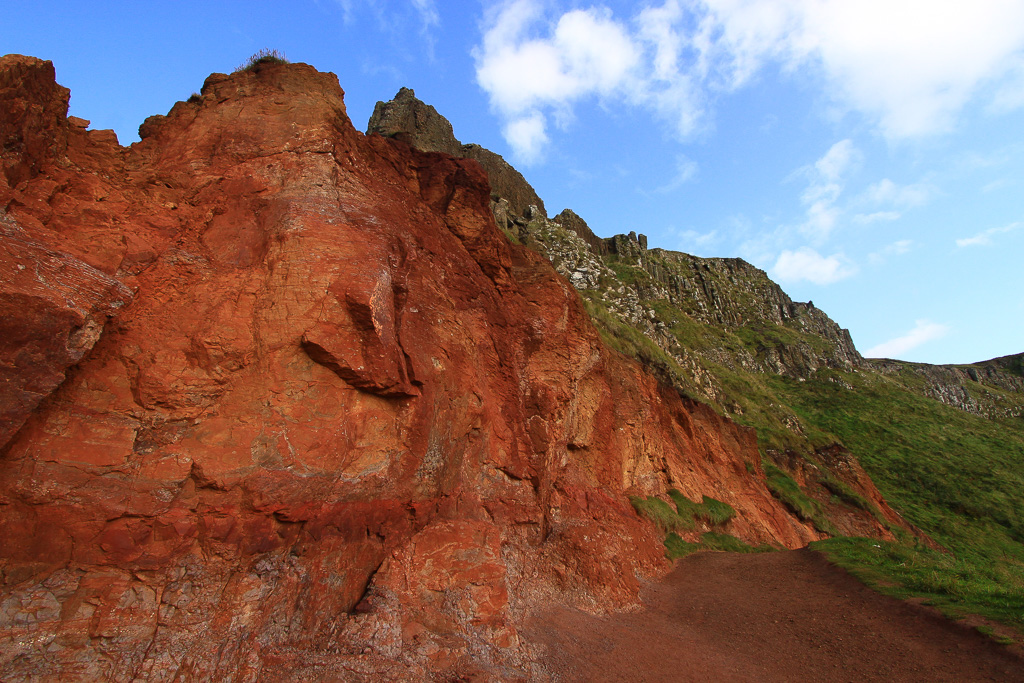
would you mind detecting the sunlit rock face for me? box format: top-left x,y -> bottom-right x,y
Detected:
0,56 -> 895,680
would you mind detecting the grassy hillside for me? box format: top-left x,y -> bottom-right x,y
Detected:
773,369 -> 1024,630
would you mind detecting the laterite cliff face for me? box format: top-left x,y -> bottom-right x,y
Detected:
0,56 -> 878,680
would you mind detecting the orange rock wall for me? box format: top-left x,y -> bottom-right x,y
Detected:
0,56 -> 837,679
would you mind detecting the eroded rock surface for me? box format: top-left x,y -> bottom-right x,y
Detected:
0,57 -> 901,680
367,87 -> 546,218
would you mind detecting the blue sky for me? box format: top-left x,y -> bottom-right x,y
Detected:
3,1 -> 1022,365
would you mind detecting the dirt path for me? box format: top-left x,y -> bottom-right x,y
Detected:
523,549 -> 1024,682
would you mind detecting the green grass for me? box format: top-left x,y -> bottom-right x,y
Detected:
532,218 -> 1024,633
235,48 -> 289,73
665,531 -> 774,559
819,475 -> 873,511
764,464 -> 819,520
812,536 -> 1024,632
633,492 -> 746,559
581,293 -> 700,396
499,224 -> 522,245
664,532 -> 702,559
775,370 -> 1024,632
763,463 -> 838,535
701,496 -> 737,524
976,625 -> 1017,646
701,532 -> 773,554
630,495 -> 695,533
666,490 -> 736,525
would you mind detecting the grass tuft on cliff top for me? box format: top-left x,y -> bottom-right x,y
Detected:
235,48 -> 289,73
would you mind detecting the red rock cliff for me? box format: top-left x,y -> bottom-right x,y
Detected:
0,56 -> 866,680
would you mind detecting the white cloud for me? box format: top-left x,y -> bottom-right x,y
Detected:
411,0 -> 441,57
863,178 -> 935,209
868,238 -> 913,264
981,178 -> 1013,193
474,0 -> 1024,160
771,247 -> 856,285
854,211 -> 901,225
412,0 -> 439,28
864,319 -> 950,358
475,4 -> 638,107
503,112 -> 549,165
955,221 -> 1020,247
796,139 -> 859,241
814,138 -> 857,181
790,0 -> 1024,137
653,154 -> 699,192
680,228 -> 719,250
852,177 -> 935,223
991,55 -> 1024,112
474,1 -> 644,161
337,0 -> 441,51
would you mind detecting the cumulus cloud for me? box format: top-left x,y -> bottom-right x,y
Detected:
474,0 -> 1024,160
771,247 -> 856,285
796,139 -> 859,241
787,0 -> 1024,137
503,112 -> 549,165
955,221 -> 1020,247
864,319 -> 950,358
474,1 -> 641,161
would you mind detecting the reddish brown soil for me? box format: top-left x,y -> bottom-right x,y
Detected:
524,549 -> 1024,682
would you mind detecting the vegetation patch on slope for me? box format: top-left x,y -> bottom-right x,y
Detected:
632,491 -> 767,560
664,531 -> 774,559
774,370 -> 1024,632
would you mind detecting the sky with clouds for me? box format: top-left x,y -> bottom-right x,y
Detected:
3,0 -> 1023,364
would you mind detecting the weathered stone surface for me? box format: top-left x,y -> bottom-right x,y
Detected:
0,55 -> 70,191
0,58 -> 901,680
868,353 -> 1024,419
0,214 -> 132,448
366,86 -> 462,157
554,208 -> 607,256
367,87 -> 546,218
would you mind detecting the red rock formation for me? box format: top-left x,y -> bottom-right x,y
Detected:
0,56 -> 891,679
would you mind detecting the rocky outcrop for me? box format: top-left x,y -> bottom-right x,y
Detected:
365,86 -> 461,157
869,354 -> 1024,419
367,86 -> 546,218
0,57 -> 897,681
554,208 -> 608,256
516,212 -> 861,398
